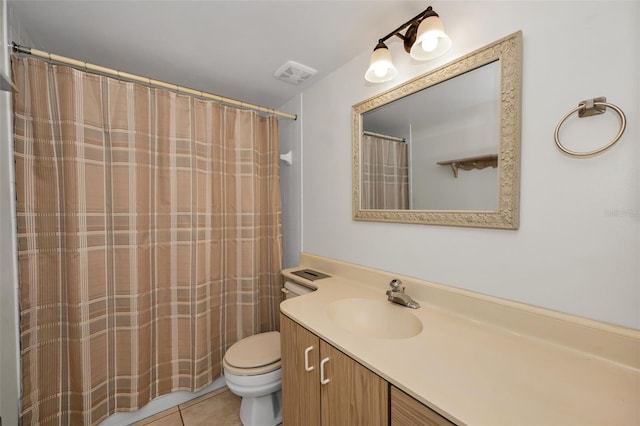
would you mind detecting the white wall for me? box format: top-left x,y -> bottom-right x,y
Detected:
278,96 -> 303,269
0,0 -> 21,424
301,1 -> 640,329
411,101 -> 498,211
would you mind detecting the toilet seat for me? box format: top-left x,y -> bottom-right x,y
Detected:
223,331 -> 281,376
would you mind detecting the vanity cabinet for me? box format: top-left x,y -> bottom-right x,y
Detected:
280,314 -> 388,426
390,386 -> 454,426
281,313 -> 320,425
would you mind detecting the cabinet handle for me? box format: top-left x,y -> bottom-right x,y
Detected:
304,346 -> 315,372
320,357 -> 330,385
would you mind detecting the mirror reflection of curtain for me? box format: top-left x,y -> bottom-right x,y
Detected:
12,56 -> 282,424
361,134 -> 409,209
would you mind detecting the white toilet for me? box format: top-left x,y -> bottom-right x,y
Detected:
223,281 -> 314,426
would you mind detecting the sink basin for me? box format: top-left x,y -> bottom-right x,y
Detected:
326,298 -> 423,339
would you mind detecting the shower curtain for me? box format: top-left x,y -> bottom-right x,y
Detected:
361,134 -> 409,209
12,56 -> 283,425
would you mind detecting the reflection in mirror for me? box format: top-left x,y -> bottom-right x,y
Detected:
363,60 -> 500,211
361,132 -> 409,209
352,31 -> 522,229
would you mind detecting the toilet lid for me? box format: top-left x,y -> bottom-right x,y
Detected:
224,331 -> 280,369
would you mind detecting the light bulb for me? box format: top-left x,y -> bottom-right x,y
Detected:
365,42 -> 398,82
421,35 -> 438,52
374,63 -> 387,78
409,11 -> 451,61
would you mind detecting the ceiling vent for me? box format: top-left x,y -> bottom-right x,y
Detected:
273,60 -> 317,85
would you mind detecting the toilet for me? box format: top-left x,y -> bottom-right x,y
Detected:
223,281 -> 314,426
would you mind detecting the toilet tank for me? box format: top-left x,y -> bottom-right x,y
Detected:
282,280 -> 315,299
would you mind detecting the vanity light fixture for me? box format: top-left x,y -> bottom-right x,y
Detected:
365,6 -> 451,83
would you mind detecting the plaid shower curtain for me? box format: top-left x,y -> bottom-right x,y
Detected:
361,133 -> 409,210
12,56 -> 282,425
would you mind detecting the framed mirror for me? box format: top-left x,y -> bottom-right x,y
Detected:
352,31 -> 522,229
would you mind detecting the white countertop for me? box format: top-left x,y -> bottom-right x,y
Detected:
280,256 -> 640,426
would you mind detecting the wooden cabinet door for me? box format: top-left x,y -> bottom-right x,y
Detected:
390,386 -> 455,426
281,314 -> 321,426
320,339 -> 389,426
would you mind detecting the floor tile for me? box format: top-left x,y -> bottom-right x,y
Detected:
179,386 -> 231,410
132,410 -> 183,426
180,389 -> 242,426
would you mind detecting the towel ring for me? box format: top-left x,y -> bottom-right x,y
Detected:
554,97 -> 626,158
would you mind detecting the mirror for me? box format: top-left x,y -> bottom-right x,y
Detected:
352,31 -> 522,229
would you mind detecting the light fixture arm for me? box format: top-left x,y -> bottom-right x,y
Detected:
377,6 -> 439,52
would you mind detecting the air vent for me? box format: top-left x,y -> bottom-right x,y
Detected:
273,60 -> 317,85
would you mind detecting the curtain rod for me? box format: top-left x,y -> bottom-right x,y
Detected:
11,42 -> 297,121
363,130 -> 405,142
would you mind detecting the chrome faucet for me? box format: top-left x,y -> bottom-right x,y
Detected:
385,279 -> 420,309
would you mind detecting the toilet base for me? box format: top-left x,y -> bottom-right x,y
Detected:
239,389 -> 282,426
224,368 -> 282,426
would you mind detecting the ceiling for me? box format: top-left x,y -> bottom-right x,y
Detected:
8,0 -> 430,112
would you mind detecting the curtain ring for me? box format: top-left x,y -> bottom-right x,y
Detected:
554,101 -> 626,158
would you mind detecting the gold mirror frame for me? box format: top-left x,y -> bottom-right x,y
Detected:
352,31 -> 522,229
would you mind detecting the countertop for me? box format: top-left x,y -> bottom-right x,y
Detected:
280,254 -> 640,426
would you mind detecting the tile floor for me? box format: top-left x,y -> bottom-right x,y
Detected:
131,387 -> 242,426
